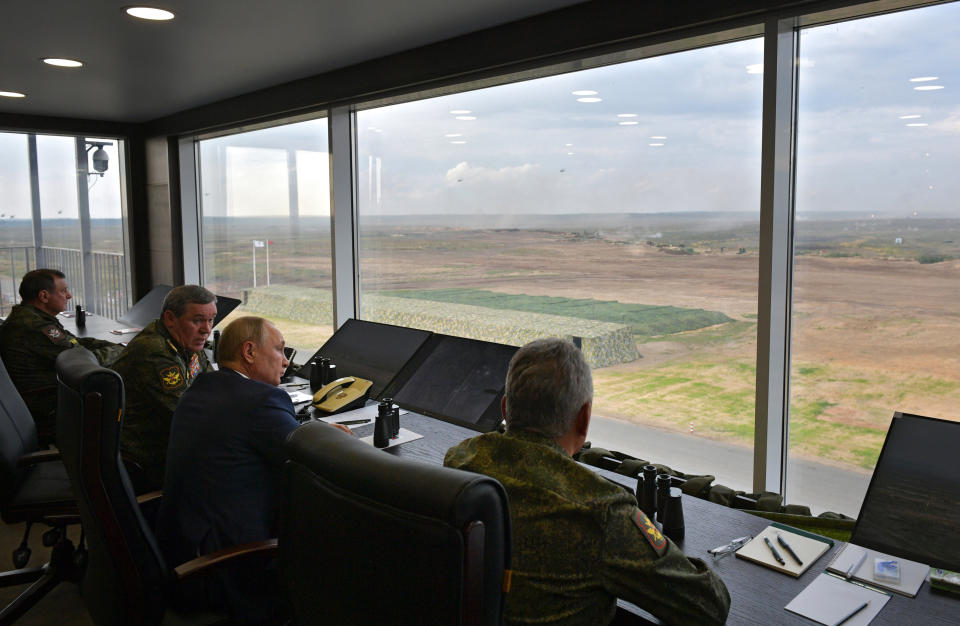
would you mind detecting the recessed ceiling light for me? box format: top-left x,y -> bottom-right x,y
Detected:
571,90 -> 597,96
449,109 -> 471,115
450,140 -> 467,144
565,143 -> 573,147
0,91 -> 26,98
455,116 -> 476,121
445,133 -> 462,138
567,152 -> 574,155
909,76 -> 938,82
650,136 -> 667,139
619,121 -> 638,126
649,143 -> 664,147
576,97 -> 602,103
906,123 -> 929,127
125,6 -> 175,20
617,113 -> 637,118
42,58 -> 83,68
899,114 -> 922,119
914,85 -> 944,91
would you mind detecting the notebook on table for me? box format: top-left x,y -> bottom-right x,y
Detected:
735,522 -> 834,577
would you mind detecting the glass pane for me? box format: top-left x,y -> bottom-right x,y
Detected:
0,132 -> 32,314
0,133 -> 128,318
197,118 -> 334,353
357,38 -> 763,490
791,4 -> 960,515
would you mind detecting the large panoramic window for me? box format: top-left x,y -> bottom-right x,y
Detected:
790,3 -> 960,514
356,38 -> 764,490
197,117 -> 334,351
0,131 -> 128,318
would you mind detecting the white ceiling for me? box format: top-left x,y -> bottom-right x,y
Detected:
0,0 -> 585,123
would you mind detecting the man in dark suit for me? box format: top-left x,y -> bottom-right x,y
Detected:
156,315 -> 350,622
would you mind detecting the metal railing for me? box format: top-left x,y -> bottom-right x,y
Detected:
0,246 -> 129,319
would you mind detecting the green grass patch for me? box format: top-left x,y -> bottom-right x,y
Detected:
378,288 -> 733,337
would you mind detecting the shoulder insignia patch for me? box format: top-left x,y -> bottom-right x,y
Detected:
632,507 -> 667,556
159,365 -> 185,390
42,325 -> 65,343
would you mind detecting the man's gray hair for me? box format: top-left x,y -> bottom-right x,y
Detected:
161,285 -> 216,317
504,338 -> 593,439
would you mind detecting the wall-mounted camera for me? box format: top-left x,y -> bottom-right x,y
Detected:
85,140 -> 113,176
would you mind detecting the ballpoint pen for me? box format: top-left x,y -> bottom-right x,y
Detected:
845,549 -> 868,579
833,600 -> 868,626
764,536 -> 785,565
777,532 -> 803,566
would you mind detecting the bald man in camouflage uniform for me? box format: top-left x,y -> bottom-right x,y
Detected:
0,269 -> 122,445
445,338 -> 729,625
112,285 -> 217,492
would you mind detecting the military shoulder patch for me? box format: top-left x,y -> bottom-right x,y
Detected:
41,324 -> 67,344
159,365 -> 185,390
632,507 -> 667,556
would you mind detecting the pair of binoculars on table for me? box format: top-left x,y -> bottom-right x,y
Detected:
309,357 -> 337,392
637,464 -> 684,541
373,399 -> 400,448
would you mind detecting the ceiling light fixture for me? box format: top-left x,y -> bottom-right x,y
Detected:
913,85 -> 944,91
619,121 -> 638,126
649,143 -> 664,147
577,97 -> 602,103
909,76 -> 938,82
449,109 -> 471,115
899,114 -> 922,119
455,116 -> 476,121
42,58 -> 83,68
617,113 -> 637,118
0,91 -> 26,98
125,6 -> 175,20
571,90 -> 597,96
450,140 -> 467,144
650,136 -> 667,139
906,123 -> 929,127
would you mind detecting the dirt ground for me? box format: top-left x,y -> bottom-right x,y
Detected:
360,229 -> 960,451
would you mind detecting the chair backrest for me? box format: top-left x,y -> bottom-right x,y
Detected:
56,347 -> 169,626
282,420 -> 511,626
0,354 -> 39,503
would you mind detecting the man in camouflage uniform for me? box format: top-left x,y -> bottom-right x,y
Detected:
0,268 -> 123,445
445,338 -> 730,625
112,284 -> 217,492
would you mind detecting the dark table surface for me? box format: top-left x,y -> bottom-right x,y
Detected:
300,405 -> 959,625
57,310 -> 135,343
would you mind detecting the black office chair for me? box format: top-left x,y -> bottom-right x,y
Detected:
0,353 -> 81,623
282,420 -> 512,625
54,347 -> 277,625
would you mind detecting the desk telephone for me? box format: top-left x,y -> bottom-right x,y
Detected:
312,376 -> 373,414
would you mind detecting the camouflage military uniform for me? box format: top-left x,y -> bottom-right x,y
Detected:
0,303 -> 123,444
445,430 -> 730,625
112,318 -> 212,491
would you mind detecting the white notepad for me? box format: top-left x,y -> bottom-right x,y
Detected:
360,427 -> 422,448
825,544 -> 928,597
736,524 -> 833,577
786,573 -> 890,626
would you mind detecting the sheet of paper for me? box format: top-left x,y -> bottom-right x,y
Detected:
360,427 -> 422,448
319,404 -> 409,426
785,573 -> 889,625
287,390 -> 313,404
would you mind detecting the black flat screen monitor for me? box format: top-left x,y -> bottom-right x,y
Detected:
117,284 -> 172,327
295,319 -> 432,399
213,295 -> 241,327
851,412 -> 960,571
386,334 -> 518,433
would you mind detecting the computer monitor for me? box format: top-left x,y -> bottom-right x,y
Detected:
851,412 -> 960,571
117,284 -> 172,327
213,294 -> 241,327
295,319 -> 432,399
386,334 -> 518,433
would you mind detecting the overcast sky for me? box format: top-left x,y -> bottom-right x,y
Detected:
1,2 -> 957,224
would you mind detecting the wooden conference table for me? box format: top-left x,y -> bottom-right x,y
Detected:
63,314 -> 957,624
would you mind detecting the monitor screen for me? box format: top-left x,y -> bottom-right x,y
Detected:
388,334 -> 518,432
295,319 -> 432,399
851,412 -> 960,570
213,295 -> 241,328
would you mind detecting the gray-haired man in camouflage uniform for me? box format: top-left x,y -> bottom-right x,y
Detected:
0,268 -> 123,445
445,338 -> 730,625
112,285 -> 216,492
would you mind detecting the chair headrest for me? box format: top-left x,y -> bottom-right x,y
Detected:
286,420 -> 505,527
